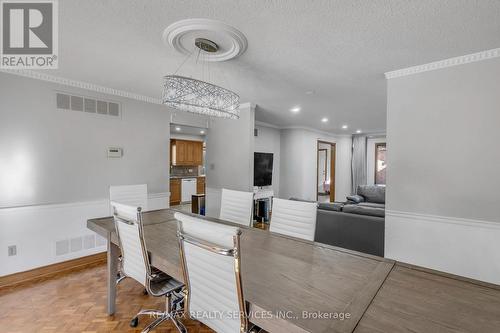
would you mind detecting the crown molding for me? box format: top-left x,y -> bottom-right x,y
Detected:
255,120 -> 281,129
0,69 -> 162,104
280,125 -> 353,138
385,48 -> 500,79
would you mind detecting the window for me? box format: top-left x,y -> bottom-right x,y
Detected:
375,143 -> 386,185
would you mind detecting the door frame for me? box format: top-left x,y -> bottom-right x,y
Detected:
318,149 -> 328,186
316,141 -> 336,202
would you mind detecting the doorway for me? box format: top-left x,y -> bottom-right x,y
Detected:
316,141 -> 336,202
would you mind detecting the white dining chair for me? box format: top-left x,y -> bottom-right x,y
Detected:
109,184 -> 148,211
175,212 -> 248,333
269,198 -> 318,241
219,188 -> 254,226
112,202 -> 185,333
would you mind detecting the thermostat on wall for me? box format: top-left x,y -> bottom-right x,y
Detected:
107,147 -> 123,158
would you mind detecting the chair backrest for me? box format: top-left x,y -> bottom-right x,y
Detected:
269,198 -> 318,241
109,184 -> 148,211
175,212 -> 247,333
219,188 -> 254,226
111,201 -> 149,287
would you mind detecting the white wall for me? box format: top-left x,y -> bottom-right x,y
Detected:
279,128 -> 352,202
205,103 -> 255,217
0,73 -> 172,207
366,136 -> 386,185
0,72 -> 205,275
386,57 -> 500,284
254,125 -> 280,196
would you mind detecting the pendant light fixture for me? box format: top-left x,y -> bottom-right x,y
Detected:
162,19 -> 248,119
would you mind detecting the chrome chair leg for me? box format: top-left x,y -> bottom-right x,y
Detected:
141,314 -> 168,333
136,309 -> 164,317
171,315 -> 187,333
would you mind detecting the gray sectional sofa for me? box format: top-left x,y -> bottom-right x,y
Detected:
313,185 -> 386,257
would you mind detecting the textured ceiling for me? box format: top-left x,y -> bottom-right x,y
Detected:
46,0 -> 500,133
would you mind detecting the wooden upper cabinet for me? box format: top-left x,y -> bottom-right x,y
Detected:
171,139 -> 204,166
194,141 -> 203,165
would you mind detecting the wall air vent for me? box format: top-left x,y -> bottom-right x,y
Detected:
84,98 -> 96,113
55,234 -> 105,256
56,92 -> 121,118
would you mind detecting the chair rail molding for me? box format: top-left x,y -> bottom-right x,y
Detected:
384,48 -> 500,79
385,210 -> 500,285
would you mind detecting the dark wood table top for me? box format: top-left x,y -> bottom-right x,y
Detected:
88,209 -> 500,333
354,263 -> 500,333
88,209 -> 394,333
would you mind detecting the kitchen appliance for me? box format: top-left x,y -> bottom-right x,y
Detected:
181,178 -> 197,202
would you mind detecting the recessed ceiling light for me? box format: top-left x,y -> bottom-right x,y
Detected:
175,127 -> 181,131
200,130 -> 205,134
356,130 -> 362,134
342,125 -> 348,129
321,117 -> 328,123
290,106 -> 301,113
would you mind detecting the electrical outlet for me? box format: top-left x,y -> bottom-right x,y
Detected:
8,245 -> 17,256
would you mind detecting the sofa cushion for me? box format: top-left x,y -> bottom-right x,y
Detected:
357,185 -> 385,204
342,204 -> 385,217
346,194 -> 365,203
318,202 -> 344,211
358,202 -> 385,209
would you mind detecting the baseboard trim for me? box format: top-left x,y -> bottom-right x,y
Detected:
0,252 -> 107,290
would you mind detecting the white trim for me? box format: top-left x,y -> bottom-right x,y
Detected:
386,210 -> 500,230
255,120 -> 281,129
385,48 -> 500,79
0,192 -> 170,214
0,199 -> 108,214
385,210 -> 500,285
0,69 -> 161,104
281,126 -> 353,138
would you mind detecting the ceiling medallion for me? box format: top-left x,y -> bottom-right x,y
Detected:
162,18 -> 248,62
162,19 -> 247,119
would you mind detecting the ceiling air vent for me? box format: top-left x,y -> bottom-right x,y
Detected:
56,91 -> 120,118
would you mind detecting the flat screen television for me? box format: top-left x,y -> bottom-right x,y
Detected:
254,152 -> 273,187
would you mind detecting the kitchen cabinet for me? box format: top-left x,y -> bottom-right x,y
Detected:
170,178 -> 181,206
171,139 -> 203,166
197,176 -> 205,194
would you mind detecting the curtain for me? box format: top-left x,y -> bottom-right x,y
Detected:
351,135 -> 367,194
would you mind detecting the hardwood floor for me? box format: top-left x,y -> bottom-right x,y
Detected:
0,262 -> 214,333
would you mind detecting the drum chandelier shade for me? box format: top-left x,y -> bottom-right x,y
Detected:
162,75 -> 240,119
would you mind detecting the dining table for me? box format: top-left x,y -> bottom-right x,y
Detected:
87,208 -> 500,333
